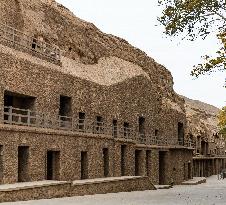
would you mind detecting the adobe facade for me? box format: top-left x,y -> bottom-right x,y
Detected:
0,0 -> 224,199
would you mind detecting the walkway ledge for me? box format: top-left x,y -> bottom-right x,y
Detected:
181,177 -> 206,185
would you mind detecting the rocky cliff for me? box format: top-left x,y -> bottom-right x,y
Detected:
0,0 -> 179,100
183,96 -> 220,138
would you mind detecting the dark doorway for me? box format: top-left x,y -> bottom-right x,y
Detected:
103,148 -> 109,177
18,146 -> 29,182
201,141 -> 206,155
139,117 -> 145,136
96,116 -> 104,134
146,150 -> 151,177
79,112 -> 85,131
183,163 -> 186,180
197,136 -> 201,154
4,91 -> 36,125
4,91 -> 36,110
59,96 -> 72,128
155,129 -> 159,137
32,38 -> 37,49
135,150 -> 142,176
178,122 -> 184,144
188,162 -> 192,179
0,146 -> 3,184
123,122 -> 130,137
81,151 -> 88,179
159,151 -> 166,185
121,145 -> 126,176
59,95 -> 71,117
46,151 -> 60,180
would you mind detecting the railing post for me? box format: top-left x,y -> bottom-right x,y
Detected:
8,106 -> 13,124
27,110 -> 31,126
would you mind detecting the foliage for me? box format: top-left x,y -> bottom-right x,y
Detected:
158,0 -> 226,77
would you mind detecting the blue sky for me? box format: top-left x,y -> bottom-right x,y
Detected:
56,0 -> 226,108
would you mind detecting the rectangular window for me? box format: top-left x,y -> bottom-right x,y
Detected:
123,122 -> 130,138
4,91 -> 36,125
4,91 -> 36,110
113,119 -> 118,138
139,117 -> 145,136
96,116 -> 104,134
155,129 -> 159,136
78,112 -> 85,131
59,95 -> 72,117
59,95 -> 72,128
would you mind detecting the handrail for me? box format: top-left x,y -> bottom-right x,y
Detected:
0,23 -> 61,62
3,106 -> 195,148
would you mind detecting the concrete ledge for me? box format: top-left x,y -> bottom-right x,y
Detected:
0,181 -> 71,203
0,180 -> 69,192
0,176 -> 155,203
181,177 -> 206,185
72,176 -> 144,185
155,185 -> 172,189
70,176 -> 156,196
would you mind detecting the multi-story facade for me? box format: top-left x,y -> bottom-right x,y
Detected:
0,1 -> 225,198
0,0 -> 195,188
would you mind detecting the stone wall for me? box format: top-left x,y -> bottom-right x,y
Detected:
0,0 -> 195,190
0,176 -> 155,203
0,45 -> 184,143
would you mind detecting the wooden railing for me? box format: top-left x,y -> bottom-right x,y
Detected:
3,106 -> 194,148
0,23 -> 61,62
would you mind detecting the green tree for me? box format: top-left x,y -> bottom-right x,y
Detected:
158,0 -> 226,77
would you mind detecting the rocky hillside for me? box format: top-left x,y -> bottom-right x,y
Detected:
183,96 -> 220,137
0,0 -> 180,101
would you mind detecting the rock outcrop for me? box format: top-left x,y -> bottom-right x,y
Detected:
0,0 -> 177,98
183,96 -> 220,138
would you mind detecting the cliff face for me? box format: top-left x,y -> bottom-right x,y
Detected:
183,96 -> 220,138
0,0 -> 177,98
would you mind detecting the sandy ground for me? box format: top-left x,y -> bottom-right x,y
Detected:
2,175 -> 226,205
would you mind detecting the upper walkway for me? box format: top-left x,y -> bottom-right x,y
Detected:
0,23 -> 61,63
2,106 -> 194,148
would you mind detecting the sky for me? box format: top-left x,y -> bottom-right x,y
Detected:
56,0 -> 226,108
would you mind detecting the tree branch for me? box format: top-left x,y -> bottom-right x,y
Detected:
212,11 -> 226,22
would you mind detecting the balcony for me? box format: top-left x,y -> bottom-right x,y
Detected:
3,106 -> 194,148
0,23 -> 61,63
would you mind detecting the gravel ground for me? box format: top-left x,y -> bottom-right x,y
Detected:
2,175 -> 226,205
